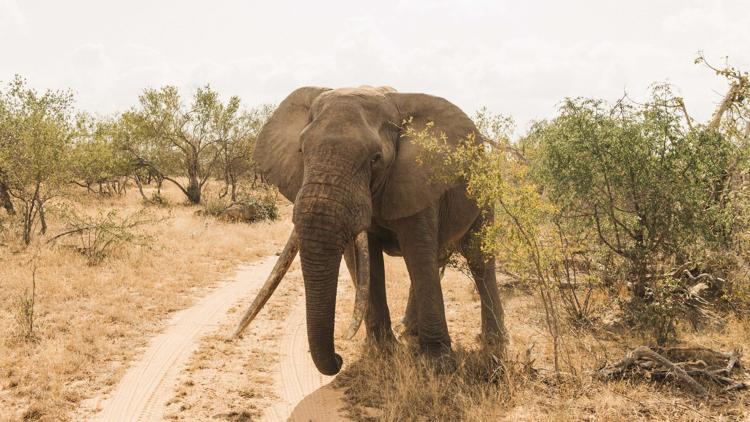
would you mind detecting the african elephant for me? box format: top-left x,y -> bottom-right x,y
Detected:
234,86 -> 508,376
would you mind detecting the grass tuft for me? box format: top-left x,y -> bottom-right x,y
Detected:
336,344 -> 536,421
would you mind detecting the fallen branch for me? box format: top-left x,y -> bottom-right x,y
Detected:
597,345 -> 747,397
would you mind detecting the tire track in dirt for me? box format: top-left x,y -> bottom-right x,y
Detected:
79,256 -> 350,421
89,258 -> 280,421
260,283 -> 347,422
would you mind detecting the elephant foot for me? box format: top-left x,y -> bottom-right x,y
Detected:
365,327 -> 398,352
478,331 -> 508,359
421,336 -> 452,357
425,347 -> 457,374
396,316 -> 419,338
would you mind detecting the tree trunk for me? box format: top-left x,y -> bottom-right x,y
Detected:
0,181 -> 14,215
22,200 -> 35,245
230,174 -> 238,202
186,176 -> 201,204
134,175 -> 148,201
37,199 -> 47,235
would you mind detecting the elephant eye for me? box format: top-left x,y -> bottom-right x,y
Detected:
371,152 -> 382,163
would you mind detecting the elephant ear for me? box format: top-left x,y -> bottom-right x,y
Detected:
254,87 -> 331,201
380,92 -> 480,220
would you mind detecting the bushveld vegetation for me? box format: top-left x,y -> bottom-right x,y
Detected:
413,56 -> 749,344
1,56 -> 749,421
331,57 -> 750,420
0,76 -> 276,244
0,77 -> 284,420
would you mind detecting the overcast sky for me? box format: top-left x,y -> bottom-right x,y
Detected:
1,0 -> 747,132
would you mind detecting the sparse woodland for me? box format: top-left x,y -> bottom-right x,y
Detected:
1,56 -> 750,421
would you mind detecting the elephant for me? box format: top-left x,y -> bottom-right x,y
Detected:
233,86 -> 508,376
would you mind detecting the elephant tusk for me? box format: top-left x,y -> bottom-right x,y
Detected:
343,244 -> 357,290
346,231 -> 370,339
232,229 -> 299,338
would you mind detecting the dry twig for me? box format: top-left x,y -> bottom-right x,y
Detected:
598,345 -> 748,397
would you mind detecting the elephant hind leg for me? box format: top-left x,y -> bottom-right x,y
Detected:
365,238 -> 396,346
401,282 -> 419,338
460,214 -> 508,352
346,238 -> 396,346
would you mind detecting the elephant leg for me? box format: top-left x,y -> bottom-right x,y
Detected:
401,282 -> 419,337
402,261 -> 445,339
365,238 -> 396,345
394,206 -> 451,357
460,214 -> 508,351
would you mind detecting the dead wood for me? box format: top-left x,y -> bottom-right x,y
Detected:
597,345 -> 748,397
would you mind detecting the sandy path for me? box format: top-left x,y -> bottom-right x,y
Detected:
90,258 -> 280,421
81,256 -> 348,421
260,274 -> 348,422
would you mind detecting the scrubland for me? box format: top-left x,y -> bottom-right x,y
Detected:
0,183 -> 292,421
1,183 -> 749,422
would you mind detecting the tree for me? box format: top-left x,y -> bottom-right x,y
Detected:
121,85 -> 243,204
69,114 -> 131,196
217,104 -> 274,201
414,72 -> 749,343
0,169 -> 14,215
0,76 -> 74,244
533,86 -> 736,299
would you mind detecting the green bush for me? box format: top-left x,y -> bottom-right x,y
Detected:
242,191 -> 279,222
49,207 -> 158,265
199,189 -> 278,223
531,85 -> 740,302
414,81 -> 748,345
69,115 -> 132,196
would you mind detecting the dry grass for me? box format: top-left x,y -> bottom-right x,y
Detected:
0,182 -> 292,422
2,180 -> 750,421
334,257 -> 750,421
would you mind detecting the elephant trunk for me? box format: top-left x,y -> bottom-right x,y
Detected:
294,163 -> 371,376
299,233 -> 344,375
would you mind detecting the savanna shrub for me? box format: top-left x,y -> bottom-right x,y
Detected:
413,84 -> 747,343
200,189 -> 279,223
200,195 -> 232,217
243,190 -> 279,222
532,88 -> 736,294
50,206 -> 157,265
531,89 -> 747,341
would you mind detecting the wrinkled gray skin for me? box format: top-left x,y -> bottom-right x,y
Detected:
255,86 -> 508,375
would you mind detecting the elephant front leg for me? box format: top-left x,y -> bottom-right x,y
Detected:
401,263 -> 445,340
395,206 -> 451,358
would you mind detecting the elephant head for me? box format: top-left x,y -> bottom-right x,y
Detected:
234,86 -> 480,375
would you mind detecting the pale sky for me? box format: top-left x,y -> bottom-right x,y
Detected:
1,0 -> 748,132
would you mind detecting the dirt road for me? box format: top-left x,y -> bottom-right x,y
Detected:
79,257 -> 347,421
260,286 -> 346,422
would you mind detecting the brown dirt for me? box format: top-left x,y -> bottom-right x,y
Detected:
162,261 -> 357,421
73,258 -> 294,421
0,183 -> 294,421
